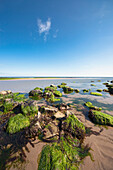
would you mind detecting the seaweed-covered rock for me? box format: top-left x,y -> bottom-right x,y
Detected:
84,102 -> 102,111
6,113 -> 30,134
21,100 -> 38,116
90,92 -> 102,96
61,82 -> 67,85
74,89 -> 80,93
29,90 -> 43,96
63,114 -> 85,142
62,86 -> 73,93
47,94 -> 60,103
53,90 -> 62,97
103,82 -> 109,85
43,90 -> 53,98
109,87 -> 113,94
45,86 -> 57,92
83,89 -> 89,93
96,89 -> 102,92
34,87 -> 43,91
91,84 -> 96,86
88,110 -> 113,126
57,84 -> 66,88
103,89 -> 109,92
3,101 -> 14,113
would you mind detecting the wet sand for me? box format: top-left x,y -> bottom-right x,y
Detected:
18,107 -> 113,170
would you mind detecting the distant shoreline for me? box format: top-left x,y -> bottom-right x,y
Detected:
0,77 -> 111,81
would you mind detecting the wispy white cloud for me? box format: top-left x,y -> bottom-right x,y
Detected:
37,18 -> 51,41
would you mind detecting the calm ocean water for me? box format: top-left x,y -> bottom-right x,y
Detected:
0,77 -> 113,114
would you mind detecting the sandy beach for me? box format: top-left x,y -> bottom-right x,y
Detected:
14,107 -> 113,170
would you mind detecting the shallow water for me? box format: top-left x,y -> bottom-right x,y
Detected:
0,77 -> 113,114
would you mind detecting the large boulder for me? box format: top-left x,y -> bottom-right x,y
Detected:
6,113 -> 30,134
88,110 -> 113,126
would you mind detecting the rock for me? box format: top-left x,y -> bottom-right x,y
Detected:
50,84 -> 57,88
38,111 -> 41,119
74,89 -> 79,93
54,111 -> 65,119
66,110 -> 71,117
21,100 -> 38,116
29,90 -> 43,96
88,110 -> 113,126
62,86 -> 74,93
0,90 -> 12,95
57,103 -> 69,110
0,91 -> 8,95
35,121 -> 41,129
44,106 -> 58,112
103,89 -> 109,92
43,122 -> 58,139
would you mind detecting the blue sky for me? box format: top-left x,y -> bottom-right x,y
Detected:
0,0 -> 113,77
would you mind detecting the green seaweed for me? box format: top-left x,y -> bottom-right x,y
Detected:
89,110 -> 113,126
34,87 -> 43,91
61,82 -> 67,85
90,92 -> 102,96
84,102 -> 102,111
21,104 -> 38,117
53,90 -> 62,97
96,89 -> 102,92
6,113 -> 30,134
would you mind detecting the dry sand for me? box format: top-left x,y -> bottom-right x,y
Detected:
0,77 -> 101,81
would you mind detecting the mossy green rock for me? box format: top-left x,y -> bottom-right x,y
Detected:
84,102 -> 102,111
90,92 -> 102,96
21,101 -> 38,116
7,113 -> 30,134
97,89 -> 102,92
74,89 -> 79,93
34,87 -> 43,91
88,110 -> 113,126
91,84 -> 96,86
45,86 -> 57,92
63,114 -> 85,142
62,86 -> 73,93
61,82 -> 67,85
53,90 -> 62,97
29,90 -> 43,96
83,89 -> 89,93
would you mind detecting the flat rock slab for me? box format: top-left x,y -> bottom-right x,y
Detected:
54,111 -> 65,119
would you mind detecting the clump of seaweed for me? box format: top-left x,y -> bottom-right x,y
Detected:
6,113 -> 30,134
89,110 -> 113,126
90,92 -> 102,96
84,102 -> 102,111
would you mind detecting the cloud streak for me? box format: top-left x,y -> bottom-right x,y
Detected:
37,18 -> 51,41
